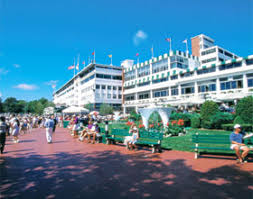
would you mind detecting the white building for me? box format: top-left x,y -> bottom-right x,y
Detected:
122,34 -> 253,114
53,63 -> 123,110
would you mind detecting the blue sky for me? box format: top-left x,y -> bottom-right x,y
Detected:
0,0 -> 252,101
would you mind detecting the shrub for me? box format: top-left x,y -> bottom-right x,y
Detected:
200,101 -> 219,128
170,112 -> 194,127
165,124 -> 184,136
222,124 -> 253,132
191,115 -> 201,128
210,112 -> 234,129
235,96 -> 253,124
129,110 -> 141,121
233,116 -> 244,125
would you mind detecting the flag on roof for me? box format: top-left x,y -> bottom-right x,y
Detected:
82,61 -> 85,65
92,51 -> 95,55
183,39 -> 187,43
76,63 -> 79,70
165,38 -> 171,42
108,54 -> 112,58
136,53 -> 139,56
68,65 -> 75,70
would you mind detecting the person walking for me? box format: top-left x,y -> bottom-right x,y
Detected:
44,116 -> 55,144
12,118 -> 20,143
0,116 -> 7,154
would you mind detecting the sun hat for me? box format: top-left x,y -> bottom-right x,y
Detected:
234,124 -> 241,129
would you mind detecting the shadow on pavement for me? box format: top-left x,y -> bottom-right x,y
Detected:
0,150 -> 252,199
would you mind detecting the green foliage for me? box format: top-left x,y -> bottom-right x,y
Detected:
200,101 -> 219,128
84,103 -> 93,111
99,103 -> 113,115
148,111 -> 162,124
2,97 -> 54,114
235,96 -> 253,124
233,116 -> 244,125
165,124 -> 183,136
191,115 -> 201,128
0,98 -> 3,113
170,112 -> 196,127
3,97 -> 19,113
210,112 -> 234,129
129,110 -> 141,121
222,124 -> 253,132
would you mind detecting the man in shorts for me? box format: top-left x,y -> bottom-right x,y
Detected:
230,124 -> 250,163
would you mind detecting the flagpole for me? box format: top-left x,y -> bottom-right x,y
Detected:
151,45 -> 154,58
170,38 -> 172,54
186,40 -> 189,54
74,57 -> 76,78
94,50 -> 96,63
111,56 -> 112,66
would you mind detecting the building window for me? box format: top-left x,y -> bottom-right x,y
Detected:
107,94 -> 111,99
153,89 -> 168,98
113,94 -> 117,99
152,78 -> 168,84
201,57 -> 216,64
246,59 -> 253,65
224,51 -> 233,58
220,80 -> 243,90
138,93 -> 150,99
201,48 -> 216,56
198,84 -> 216,93
107,86 -> 111,90
171,87 -> 178,96
248,79 -> 253,87
118,94 -> 122,99
171,75 -> 178,80
113,86 -> 117,90
152,59 -> 168,73
181,87 -> 195,95
218,48 -> 224,54
96,84 -> 100,89
219,62 -> 242,71
102,85 -> 106,89
118,86 -> 122,90
138,81 -> 151,87
197,67 -> 216,75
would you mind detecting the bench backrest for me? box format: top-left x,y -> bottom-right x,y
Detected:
192,133 -> 253,145
111,128 -> 131,136
192,133 -> 231,145
139,130 -> 163,141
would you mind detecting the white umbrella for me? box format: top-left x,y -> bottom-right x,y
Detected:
62,106 -> 89,114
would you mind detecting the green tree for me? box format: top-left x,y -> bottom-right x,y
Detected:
129,110 -> 141,121
16,100 -> 27,113
99,103 -> 113,115
84,103 -> 93,111
235,96 -> 253,124
0,98 -> 3,113
200,100 -> 219,129
3,97 -> 19,113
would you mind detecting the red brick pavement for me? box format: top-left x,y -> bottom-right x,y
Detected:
0,127 -> 252,199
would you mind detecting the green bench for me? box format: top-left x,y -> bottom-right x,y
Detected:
192,133 -> 253,159
105,129 -> 163,153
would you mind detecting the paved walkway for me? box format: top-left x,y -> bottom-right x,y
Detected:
0,128 -> 252,199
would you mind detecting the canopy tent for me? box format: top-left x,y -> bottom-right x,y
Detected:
62,106 -> 89,114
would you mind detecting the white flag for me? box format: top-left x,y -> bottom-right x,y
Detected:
76,63 -> 79,70
183,39 -> 187,43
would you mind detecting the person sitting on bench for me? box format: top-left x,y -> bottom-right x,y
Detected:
91,122 -> 101,144
128,124 -> 139,151
230,124 -> 250,163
